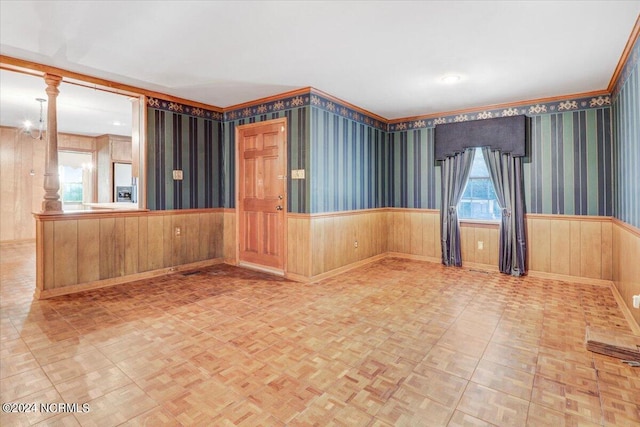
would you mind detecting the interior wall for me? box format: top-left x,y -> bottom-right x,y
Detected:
35,209 -> 224,298
146,104 -> 223,210
387,107 -> 613,215
612,221 -> 640,325
0,127 -> 95,242
612,32 -> 639,323
387,128 -> 439,209
612,34 -> 639,229
223,105 -> 310,213
309,106 -> 388,213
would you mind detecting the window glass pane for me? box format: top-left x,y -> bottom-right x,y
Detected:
459,148 -> 501,221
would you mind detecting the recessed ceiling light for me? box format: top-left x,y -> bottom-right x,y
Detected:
112,121 -> 122,126
440,74 -> 462,84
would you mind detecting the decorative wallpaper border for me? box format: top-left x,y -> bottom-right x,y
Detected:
612,32 -> 639,100
147,97 -> 223,121
388,94 -> 612,132
223,93 -> 308,121
308,90 -> 387,131
222,89 -> 387,130
148,90 -> 614,134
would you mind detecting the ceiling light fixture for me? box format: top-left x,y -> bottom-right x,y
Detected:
440,74 -> 462,84
23,98 -> 46,140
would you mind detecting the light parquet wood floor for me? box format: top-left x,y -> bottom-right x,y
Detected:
1,241 -> 639,426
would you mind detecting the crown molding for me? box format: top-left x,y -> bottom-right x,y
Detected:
608,14 -> 640,94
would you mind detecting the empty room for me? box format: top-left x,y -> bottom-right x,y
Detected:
1,1 -> 639,426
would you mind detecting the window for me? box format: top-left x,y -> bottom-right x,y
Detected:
458,147 -> 501,221
58,151 -> 94,206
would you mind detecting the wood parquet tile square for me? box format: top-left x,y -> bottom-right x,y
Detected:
1,243 -> 639,426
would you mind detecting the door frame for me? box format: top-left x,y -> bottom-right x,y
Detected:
234,117 -> 288,275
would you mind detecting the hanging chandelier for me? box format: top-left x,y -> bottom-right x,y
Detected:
23,98 -> 46,140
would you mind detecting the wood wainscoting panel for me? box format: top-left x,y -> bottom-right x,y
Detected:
388,209 -> 441,262
422,212 -> 440,259
526,215 -> 612,281
184,213 -> 201,264
527,217 -> 551,273
146,215 -> 164,271
162,215 -> 173,269
612,220 -> 640,326
53,220 -> 78,288
569,220 -> 582,278
199,211 -> 223,261
124,216 -> 139,275
287,215 -> 310,277
549,219 -> 571,276
601,220 -> 613,281
311,216 -> 331,276
43,220 -> 54,288
35,209 -> 226,296
77,218 -> 100,283
308,210 -> 389,278
581,221 -> 603,279
138,215 -> 149,272
223,210 -> 236,263
409,211 -> 424,255
114,217 -> 126,277
460,222 -> 499,267
171,213 -> 200,266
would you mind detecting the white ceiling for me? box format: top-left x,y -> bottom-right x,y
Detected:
0,69 -> 133,136
1,0 -> 639,135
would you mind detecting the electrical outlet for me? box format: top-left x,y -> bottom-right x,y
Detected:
354,240 -> 358,248
477,241 -> 483,250
633,295 -> 640,309
175,227 -> 181,237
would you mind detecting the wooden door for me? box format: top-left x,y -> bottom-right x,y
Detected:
237,119 -> 286,271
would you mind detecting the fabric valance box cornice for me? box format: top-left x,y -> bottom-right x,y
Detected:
434,115 -> 527,160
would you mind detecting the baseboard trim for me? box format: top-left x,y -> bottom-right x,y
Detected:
526,270 -> 614,288
386,252 -> 441,265
306,253 -> 388,283
238,261 -> 284,277
608,282 -> 640,335
285,272 -> 311,283
36,258 -> 225,299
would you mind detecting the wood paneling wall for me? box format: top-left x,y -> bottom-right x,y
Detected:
0,127 -> 96,242
287,215 -> 311,278
387,210 -> 441,260
279,209 -> 616,283
35,209 -> 224,298
612,220 -> 640,326
223,209 -> 236,263
527,214 -> 612,281
308,210 -> 388,277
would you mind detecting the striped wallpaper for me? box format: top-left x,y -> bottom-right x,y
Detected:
526,110 -> 612,216
223,108 -> 310,213
144,88 -> 618,217
387,128 -> 439,209
146,108 -> 223,210
310,107 -> 388,213
612,34 -> 639,229
388,108 -> 613,215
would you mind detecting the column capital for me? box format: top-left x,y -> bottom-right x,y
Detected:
43,73 -> 62,86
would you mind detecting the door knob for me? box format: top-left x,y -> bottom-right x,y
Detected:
276,205 -> 283,211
